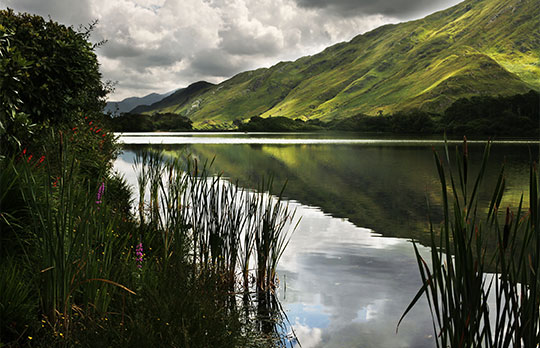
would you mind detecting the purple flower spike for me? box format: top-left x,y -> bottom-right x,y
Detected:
96,182 -> 105,204
135,242 -> 144,268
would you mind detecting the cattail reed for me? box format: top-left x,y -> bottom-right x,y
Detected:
399,139 -> 540,347
133,149 -> 298,336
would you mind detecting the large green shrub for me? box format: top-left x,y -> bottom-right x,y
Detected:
0,9 -> 111,155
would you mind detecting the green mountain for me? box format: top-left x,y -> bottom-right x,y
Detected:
142,0 -> 539,128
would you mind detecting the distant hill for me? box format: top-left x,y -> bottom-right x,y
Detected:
104,89 -> 178,115
138,0 -> 539,129
130,81 -> 215,114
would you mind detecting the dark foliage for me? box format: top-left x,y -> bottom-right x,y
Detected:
325,110 -> 435,134
442,90 -> 540,136
311,91 -> 538,136
109,113 -> 156,132
109,112 -> 193,132
390,110 -> 436,134
152,112 -> 193,131
326,113 -> 391,132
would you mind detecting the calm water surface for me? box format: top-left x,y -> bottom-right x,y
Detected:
114,132 -> 539,348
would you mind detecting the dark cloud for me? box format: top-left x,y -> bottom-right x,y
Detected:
190,49 -> 246,77
4,0 -> 93,27
219,25 -> 282,56
101,42 -> 144,59
294,0 -> 459,19
144,53 -> 182,67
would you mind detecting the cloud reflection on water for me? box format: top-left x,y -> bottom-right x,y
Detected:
278,203 -> 435,348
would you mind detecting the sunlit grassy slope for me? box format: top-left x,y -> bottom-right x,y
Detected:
144,0 -> 539,128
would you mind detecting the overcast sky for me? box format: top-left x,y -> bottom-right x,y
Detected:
2,0 -> 461,100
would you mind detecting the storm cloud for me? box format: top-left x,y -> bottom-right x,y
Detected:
294,0 -> 461,18
1,0 -> 460,100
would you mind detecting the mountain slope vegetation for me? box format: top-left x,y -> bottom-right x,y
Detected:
141,0 -> 540,128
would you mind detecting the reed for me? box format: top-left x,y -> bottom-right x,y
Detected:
134,150 -> 296,290
133,149 -> 298,343
399,139 -> 540,347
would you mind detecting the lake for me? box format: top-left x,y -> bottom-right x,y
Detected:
114,132 -> 539,348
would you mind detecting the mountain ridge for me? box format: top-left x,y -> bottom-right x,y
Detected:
104,89 -> 178,115
137,0 -> 539,128
130,81 -> 215,114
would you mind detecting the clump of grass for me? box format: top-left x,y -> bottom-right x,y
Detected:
399,138 -> 540,347
0,256 -> 36,342
16,133 -> 134,329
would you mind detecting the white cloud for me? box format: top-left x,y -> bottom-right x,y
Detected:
293,321 -> 323,348
2,0 -> 459,100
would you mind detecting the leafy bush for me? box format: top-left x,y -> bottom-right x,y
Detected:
0,10 -> 110,125
1,9 -> 115,161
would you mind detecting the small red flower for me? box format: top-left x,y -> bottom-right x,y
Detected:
37,156 -> 46,166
